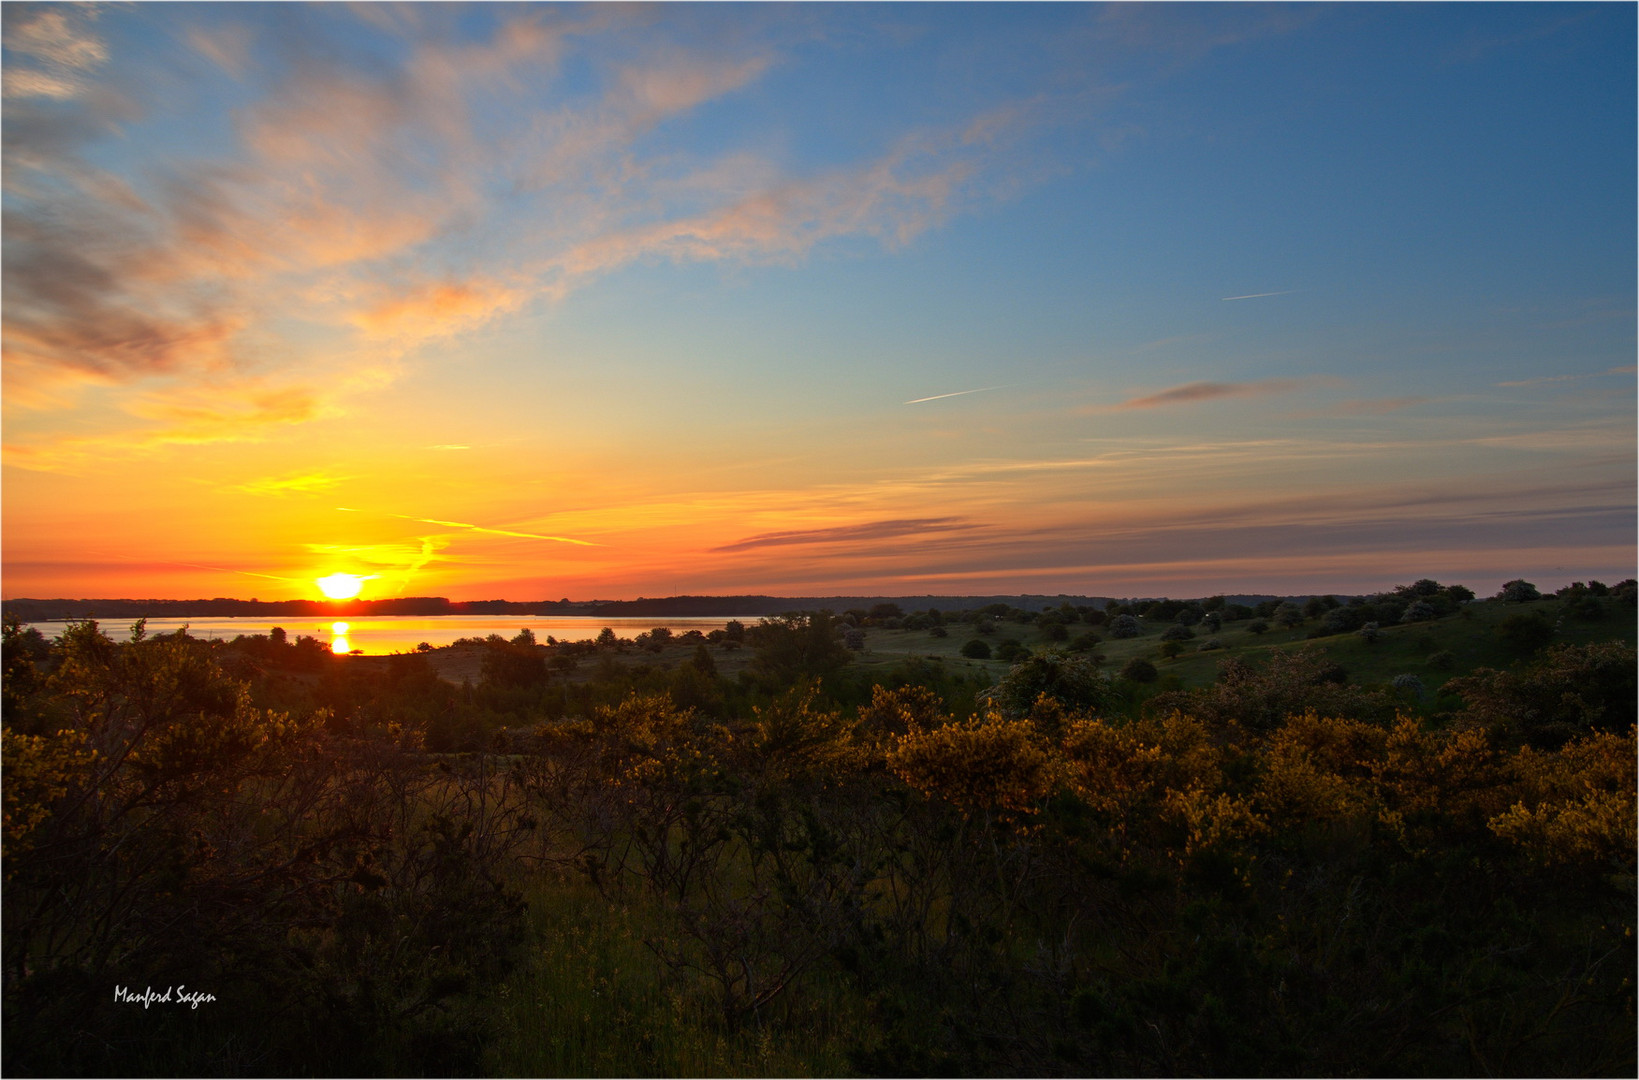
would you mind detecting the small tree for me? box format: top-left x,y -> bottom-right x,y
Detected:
1120,657 -> 1159,683
1496,579 -> 1541,603
1273,602 -> 1305,629
1108,614 -> 1142,639
961,639 -> 992,660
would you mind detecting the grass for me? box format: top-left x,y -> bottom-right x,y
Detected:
847,594 -> 1636,700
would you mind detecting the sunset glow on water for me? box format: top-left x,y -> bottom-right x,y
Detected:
23,616 -> 749,657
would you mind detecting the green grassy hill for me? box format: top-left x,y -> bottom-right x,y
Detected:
844,593 -> 1636,704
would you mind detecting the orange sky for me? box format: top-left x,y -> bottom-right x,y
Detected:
4,5 -> 1634,602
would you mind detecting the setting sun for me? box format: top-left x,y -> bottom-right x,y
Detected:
316,573 -> 366,600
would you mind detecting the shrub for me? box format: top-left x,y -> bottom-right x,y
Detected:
1120,657 -> 1159,683
1108,614 -> 1142,639
960,639 -> 992,660
994,640 -> 1027,662
1496,579 -> 1541,602
1402,601 -> 1437,622
1161,624 -> 1195,642
988,651 -> 1109,719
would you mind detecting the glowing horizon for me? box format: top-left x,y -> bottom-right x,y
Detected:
3,5 -> 1634,603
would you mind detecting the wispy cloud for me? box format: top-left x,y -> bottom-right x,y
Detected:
1103,376 -> 1339,411
231,471 -> 352,497
1495,365 -> 1636,388
2,6 -> 1067,462
1221,290 -> 1295,301
1305,396 -> 1434,417
904,385 -> 1008,405
2,5 -> 108,100
712,517 -> 971,553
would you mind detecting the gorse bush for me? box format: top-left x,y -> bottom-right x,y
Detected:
4,616 -> 1634,1077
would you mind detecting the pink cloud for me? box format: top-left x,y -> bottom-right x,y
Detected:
1109,377 -> 1339,410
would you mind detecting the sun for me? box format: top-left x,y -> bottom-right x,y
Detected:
316,573 -> 367,600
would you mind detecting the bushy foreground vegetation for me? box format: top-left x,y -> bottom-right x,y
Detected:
3,581 -> 1635,1076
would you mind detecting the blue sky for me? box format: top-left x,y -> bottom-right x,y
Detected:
3,3 -> 1633,600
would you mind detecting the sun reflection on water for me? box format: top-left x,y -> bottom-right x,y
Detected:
331,621 -> 350,655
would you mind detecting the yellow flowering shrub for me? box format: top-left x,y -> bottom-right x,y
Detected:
2,727 -> 95,863
1256,712 -> 1383,825
1162,785 -> 1266,857
889,711 -> 1055,823
1488,727 -> 1637,867
1369,716 -> 1505,851
1060,716 -> 1162,817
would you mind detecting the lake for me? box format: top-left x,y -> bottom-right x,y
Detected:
22,615 -> 754,657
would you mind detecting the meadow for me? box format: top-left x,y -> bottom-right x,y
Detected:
3,579 -> 1634,1076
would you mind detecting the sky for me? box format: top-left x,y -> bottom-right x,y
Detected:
3,2 -> 1634,603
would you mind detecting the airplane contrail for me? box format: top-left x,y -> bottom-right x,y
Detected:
904,385 -> 1009,405
336,507 -> 597,546
1221,290 -> 1296,301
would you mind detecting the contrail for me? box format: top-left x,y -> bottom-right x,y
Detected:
904,385 -> 1008,405
336,507 -> 597,546
1221,290 -> 1296,301
408,516 -> 597,545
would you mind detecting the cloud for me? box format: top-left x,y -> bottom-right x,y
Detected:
1495,366 -> 1637,388
0,6 -> 1074,462
3,5 -> 108,99
1221,290 -> 1295,301
231,471 -> 352,497
1308,396 -> 1433,417
712,517 -> 971,553
350,280 -> 526,342
1106,377 -> 1339,410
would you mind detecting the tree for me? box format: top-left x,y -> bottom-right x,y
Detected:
1120,657 -> 1159,683
1108,614 -> 1142,639
961,639 -> 992,660
1444,641 -> 1636,748
994,640 -> 1027,662
1496,579 -> 1541,603
988,651 -> 1108,720
747,612 -> 851,685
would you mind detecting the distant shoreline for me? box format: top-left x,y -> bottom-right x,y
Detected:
3,591 -> 1295,622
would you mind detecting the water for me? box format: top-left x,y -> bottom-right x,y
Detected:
22,615 -> 753,657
